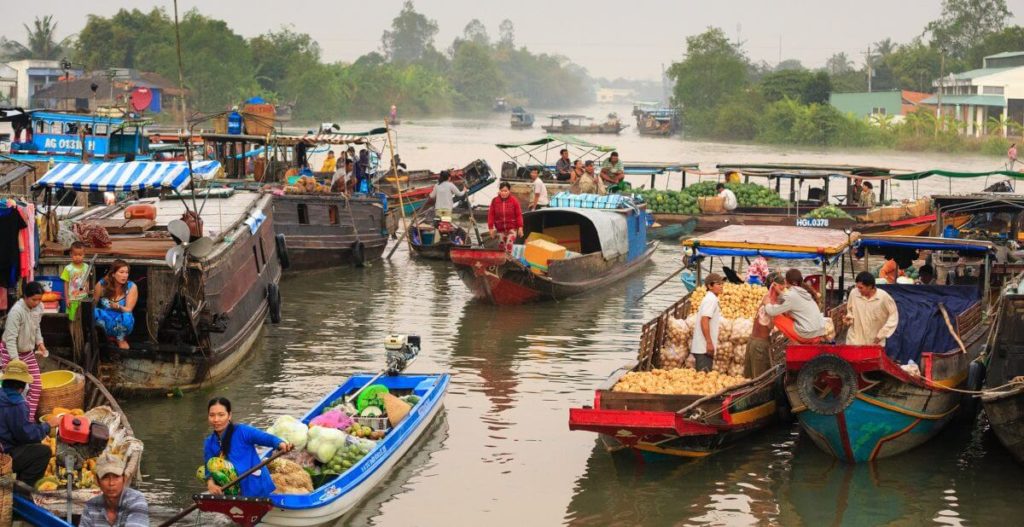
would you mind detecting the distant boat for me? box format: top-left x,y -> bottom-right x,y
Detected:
510,106 -> 534,129
541,113 -> 626,135
632,102 -> 680,136
493,97 -> 509,112
0,108 -> 151,163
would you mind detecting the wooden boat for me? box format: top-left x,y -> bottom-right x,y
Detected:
569,296 -> 782,459
632,104 -> 680,136
272,192 -> 389,270
407,208 -> 481,261
980,273 -> 1024,463
510,107 -> 534,129
450,197 -> 655,304
541,114 -> 626,135
0,109 -> 151,164
648,217 -> 697,240
192,372 -> 450,526
33,161 -> 283,395
382,159 -> 496,220
13,356 -> 143,526
784,235 -> 996,463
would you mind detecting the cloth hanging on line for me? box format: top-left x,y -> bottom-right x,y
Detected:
0,206 -> 27,288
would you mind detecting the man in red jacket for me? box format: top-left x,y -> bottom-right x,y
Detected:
487,182 -> 524,253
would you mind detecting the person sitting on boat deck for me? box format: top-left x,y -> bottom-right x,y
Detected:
599,151 -> 625,186
845,271 -> 899,346
763,269 -> 827,344
320,150 -> 337,173
2,281 -> 47,420
331,158 -> 354,194
529,168 -> 549,211
93,260 -> 137,350
916,265 -> 936,285
555,149 -> 573,181
428,170 -> 468,219
576,160 -> 600,194
691,273 -> 724,372
0,360 -> 54,493
204,397 -> 293,497
746,272 -> 784,378
879,254 -> 900,284
860,181 -> 877,208
79,452 -> 149,527
487,182 -> 524,254
717,183 -> 738,212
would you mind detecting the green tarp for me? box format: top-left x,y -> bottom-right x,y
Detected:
495,134 -> 615,152
892,169 -> 1024,181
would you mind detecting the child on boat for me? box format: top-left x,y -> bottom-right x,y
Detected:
764,269 -> 826,344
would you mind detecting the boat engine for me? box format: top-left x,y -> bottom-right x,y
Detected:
384,334 -> 420,375
55,414 -> 110,522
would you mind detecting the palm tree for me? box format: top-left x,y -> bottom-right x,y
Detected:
0,15 -> 73,60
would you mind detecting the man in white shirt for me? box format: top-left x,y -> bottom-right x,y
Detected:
690,273 -> 724,372
717,183 -> 738,211
428,171 -> 468,219
529,168 -> 549,210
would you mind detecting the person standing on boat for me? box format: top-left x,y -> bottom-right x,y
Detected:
860,181 -> 877,208
0,360 -> 54,491
428,171 -> 468,219
93,260 -> 137,350
79,453 -> 149,527
1,281 -> 47,420
487,182 -> 524,254
716,183 -> 738,212
846,272 -> 899,346
555,149 -> 572,181
204,397 -> 292,497
577,161 -> 600,194
331,158 -> 355,194
691,273 -> 724,372
763,269 -> 826,344
320,150 -> 337,174
746,273 -> 783,377
529,168 -> 549,211
599,151 -> 625,187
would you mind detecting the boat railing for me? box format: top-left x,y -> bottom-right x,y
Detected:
956,302 -> 984,337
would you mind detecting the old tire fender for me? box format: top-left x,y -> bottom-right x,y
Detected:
796,353 -> 858,416
267,283 -> 282,324
275,233 -> 290,270
351,240 -> 366,268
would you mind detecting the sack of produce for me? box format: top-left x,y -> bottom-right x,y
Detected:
267,415 -> 309,450
382,393 -> 412,427
306,426 -> 347,463
269,458 -> 314,494
310,409 -> 355,431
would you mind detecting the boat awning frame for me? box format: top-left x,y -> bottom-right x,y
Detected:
495,134 -> 616,167
683,225 -> 858,260
33,161 -> 221,192
856,235 -> 995,255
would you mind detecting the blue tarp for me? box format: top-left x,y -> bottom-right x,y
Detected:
857,238 -> 992,254
695,247 -> 826,261
879,285 -> 979,365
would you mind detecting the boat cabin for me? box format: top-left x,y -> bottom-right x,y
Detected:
3,110 -> 149,163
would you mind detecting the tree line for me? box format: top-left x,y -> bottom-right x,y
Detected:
1,2 -> 592,121
669,0 -> 1023,153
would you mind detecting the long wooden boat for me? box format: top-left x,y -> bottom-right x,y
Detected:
0,109 -> 151,164
510,107 -> 534,129
979,273 -> 1024,463
569,296 -> 781,459
451,199 -> 655,304
193,372 -> 449,527
784,236 -> 996,463
382,159 -> 496,221
541,114 -> 626,135
272,192 -> 389,270
33,161 -> 282,395
648,217 -> 697,240
13,356 -> 143,526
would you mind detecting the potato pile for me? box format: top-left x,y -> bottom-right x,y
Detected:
688,283 -> 766,320
660,314 -> 752,377
612,368 -> 748,396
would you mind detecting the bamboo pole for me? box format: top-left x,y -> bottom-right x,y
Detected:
385,121 -> 412,260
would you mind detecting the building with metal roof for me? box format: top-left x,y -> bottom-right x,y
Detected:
829,90 -> 932,121
928,51 -> 1024,137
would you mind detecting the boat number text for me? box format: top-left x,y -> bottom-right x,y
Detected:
795,218 -> 829,228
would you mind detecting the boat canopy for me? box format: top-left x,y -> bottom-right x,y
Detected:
932,193 -> 1024,215
892,169 -> 1024,181
857,235 -> 994,254
495,134 -> 615,152
717,163 -> 1024,182
524,207 -> 629,260
277,127 -> 388,146
34,161 -> 220,192
547,114 -> 589,120
684,225 -> 857,260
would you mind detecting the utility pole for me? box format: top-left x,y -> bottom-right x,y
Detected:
863,45 -> 873,93
936,50 -> 945,138
778,35 -> 782,67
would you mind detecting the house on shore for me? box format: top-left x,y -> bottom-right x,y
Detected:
925,51 -> 1024,137
829,90 -> 932,122
30,69 -> 184,121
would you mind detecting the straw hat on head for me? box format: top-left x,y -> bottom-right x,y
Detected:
1,360 -> 32,384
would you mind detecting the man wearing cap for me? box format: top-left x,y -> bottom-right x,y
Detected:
0,359 -> 53,490
691,273 -> 724,372
80,452 -> 149,527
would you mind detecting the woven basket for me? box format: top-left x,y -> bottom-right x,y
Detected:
698,196 -> 725,214
37,373 -> 85,419
0,453 -> 11,526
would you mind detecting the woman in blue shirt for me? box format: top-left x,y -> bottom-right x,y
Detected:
204,397 -> 291,497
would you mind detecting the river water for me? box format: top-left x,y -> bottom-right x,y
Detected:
123,106 -> 1024,526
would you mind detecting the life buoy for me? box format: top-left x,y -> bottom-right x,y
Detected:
275,233 -> 290,269
267,283 -> 282,324
351,240 -> 366,267
796,354 -> 858,415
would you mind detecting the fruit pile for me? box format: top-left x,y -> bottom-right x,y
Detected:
635,182 -> 788,215
344,422 -> 386,441
634,189 -> 699,215
320,438 -> 374,476
688,283 -> 766,320
803,205 -> 853,220
612,368 -> 748,396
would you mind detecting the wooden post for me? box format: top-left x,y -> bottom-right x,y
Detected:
385,121 -> 412,259
820,259 -> 827,310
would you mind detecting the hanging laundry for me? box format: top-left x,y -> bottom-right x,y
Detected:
18,203 -> 35,282
0,206 -> 26,288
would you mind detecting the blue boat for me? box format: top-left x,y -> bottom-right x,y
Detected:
1,109 -> 150,163
784,235 -> 996,463
193,372 -> 449,526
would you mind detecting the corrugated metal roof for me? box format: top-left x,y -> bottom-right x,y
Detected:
984,51 -> 1024,59
951,67 -> 1014,80
919,94 -> 1005,106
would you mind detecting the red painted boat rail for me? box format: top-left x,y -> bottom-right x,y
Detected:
785,344 -> 921,386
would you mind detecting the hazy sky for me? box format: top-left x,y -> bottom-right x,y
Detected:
3,1 -> 1023,80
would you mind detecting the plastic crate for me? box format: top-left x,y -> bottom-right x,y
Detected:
353,415 -> 391,432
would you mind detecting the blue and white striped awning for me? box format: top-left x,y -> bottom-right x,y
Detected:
33,161 -> 221,192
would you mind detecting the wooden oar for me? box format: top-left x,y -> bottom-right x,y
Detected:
158,449 -> 289,527
938,303 -> 968,355
635,264 -> 687,303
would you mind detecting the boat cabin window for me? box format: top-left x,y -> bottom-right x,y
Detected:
297,204 -> 309,225
94,124 -> 107,136
328,205 -> 339,225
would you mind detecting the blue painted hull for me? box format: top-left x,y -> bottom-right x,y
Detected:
795,394 -> 956,463
13,494 -> 72,527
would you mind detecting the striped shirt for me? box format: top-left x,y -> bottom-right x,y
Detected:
79,487 -> 149,527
